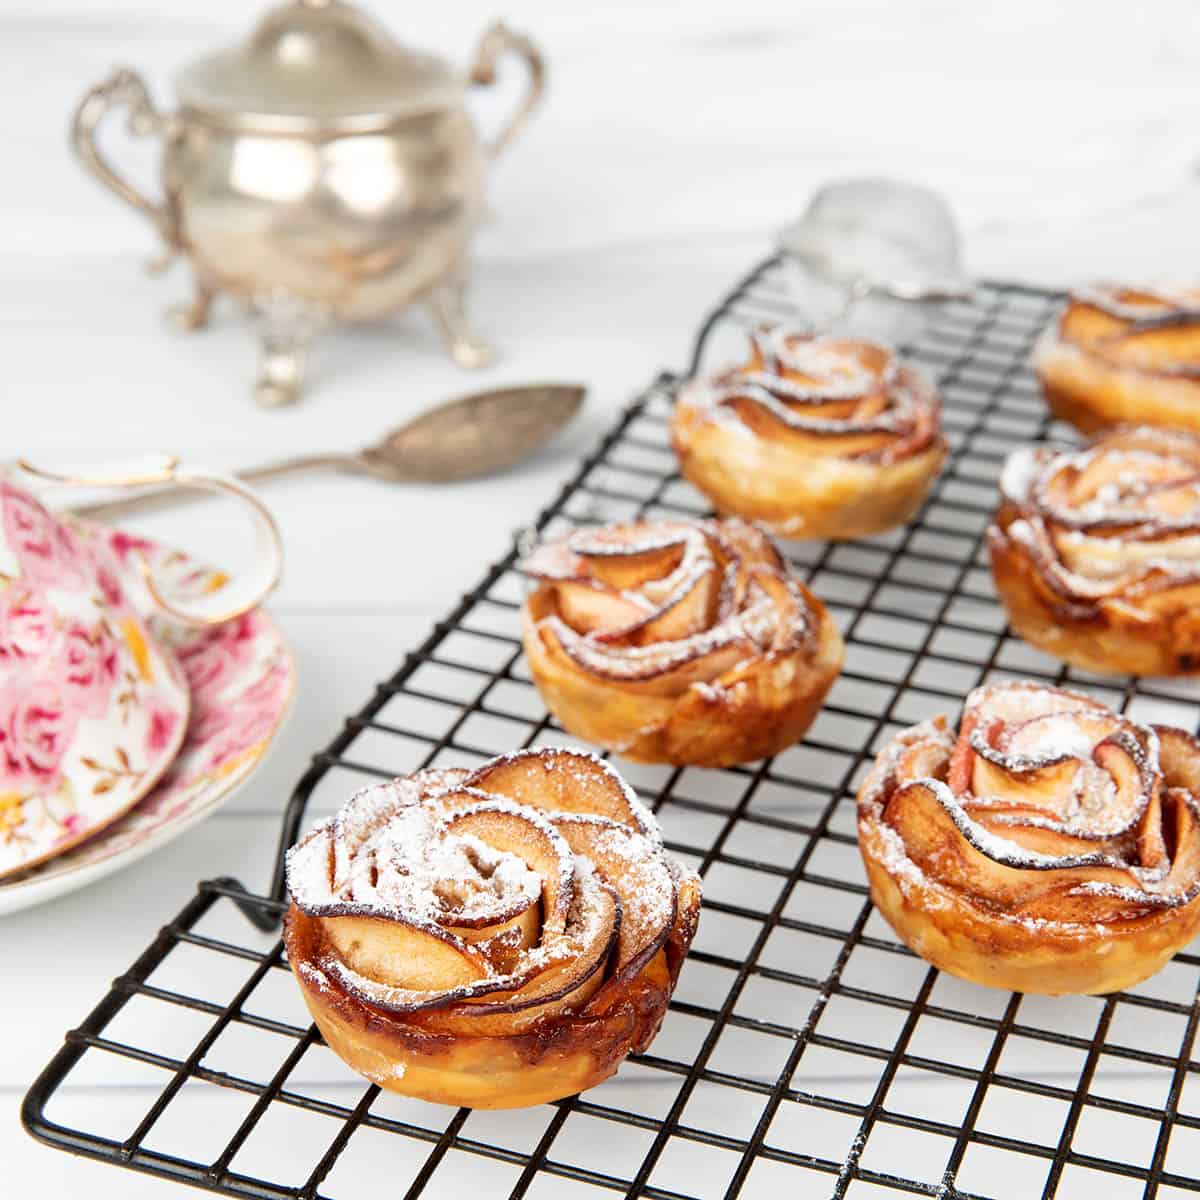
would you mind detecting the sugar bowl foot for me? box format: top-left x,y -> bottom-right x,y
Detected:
167,279 -> 216,332
426,277 -> 495,370
252,291 -> 330,408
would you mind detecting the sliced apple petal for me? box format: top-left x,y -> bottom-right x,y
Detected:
1051,534 -> 1161,592
705,517 -> 785,575
442,802 -> 575,936
1000,710 -> 1118,758
420,785 -> 494,811
969,748 -> 1082,811
554,580 -> 650,635
1142,478 -> 1200,519
762,391 -> 868,420
319,913 -> 489,992
821,338 -> 893,378
1102,321 -> 1200,374
945,711 -> 981,795
883,779 -> 1139,909
466,747 -> 657,837
412,879 -> 620,1035
743,567 -> 810,653
963,681 -> 1106,727
1060,446 -> 1178,510
719,392 -> 897,457
969,810 -> 1118,858
551,814 -> 676,982
1160,788 -> 1200,893
968,782 -> 1142,851
324,769 -> 467,890
1060,297 -> 1133,347
1133,579 -> 1200,615
1011,884 -> 1158,925
1090,732 -> 1156,836
896,724 -> 954,786
1135,788 -> 1169,876
625,565 -> 719,644
448,902 -> 541,975
538,615 -> 750,695
1156,726 -> 1200,792
574,532 -> 689,589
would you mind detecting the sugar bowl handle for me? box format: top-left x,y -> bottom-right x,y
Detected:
71,68 -> 176,254
469,22 -> 546,160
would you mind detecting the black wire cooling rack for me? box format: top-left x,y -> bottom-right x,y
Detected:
22,255 -> 1200,1200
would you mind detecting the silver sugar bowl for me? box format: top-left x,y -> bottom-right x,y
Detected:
71,0 -> 545,405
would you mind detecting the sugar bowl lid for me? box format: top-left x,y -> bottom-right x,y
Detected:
175,0 -> 464,132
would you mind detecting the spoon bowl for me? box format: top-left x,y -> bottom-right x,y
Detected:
359,383 -> 586,482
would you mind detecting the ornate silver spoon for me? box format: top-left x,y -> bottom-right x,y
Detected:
73,383 -> 585,520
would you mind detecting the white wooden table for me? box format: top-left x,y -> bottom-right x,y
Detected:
4,1 -> 1199,1195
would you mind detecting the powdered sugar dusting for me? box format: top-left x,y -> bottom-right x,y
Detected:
319,854 -> 618,1012
287,748 -> 695,1017
290,794 -> 543,928
678,324 -> 941,464
999,446 -> 1050,506
470,745 -> 662,842
521,517 -> 814,698
557,815 -> 674,939
964,680 -> 1104,726
1002,712 -> 1110,762
993,429 -> 1200,601
1072,283 -> 1200,329
859,681 -> 1200,929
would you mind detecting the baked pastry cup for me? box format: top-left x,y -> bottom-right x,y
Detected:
671,325 -> 947,539
1034,285 -> 1200,434
858,680 -> 1200,995
285,748 -> 700,1108
519,516 -> 844,767
989,426 -> 1200,676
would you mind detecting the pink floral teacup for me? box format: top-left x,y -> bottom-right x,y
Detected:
0,455 -> 282,879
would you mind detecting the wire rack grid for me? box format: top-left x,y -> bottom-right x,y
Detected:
21,254 -> 1200,1200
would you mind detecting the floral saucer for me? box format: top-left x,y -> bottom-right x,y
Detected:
0,522 -> 294,915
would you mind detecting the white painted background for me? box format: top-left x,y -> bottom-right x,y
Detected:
3,1 -> 1200,1195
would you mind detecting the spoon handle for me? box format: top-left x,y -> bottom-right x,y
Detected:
69,452 -> 360,521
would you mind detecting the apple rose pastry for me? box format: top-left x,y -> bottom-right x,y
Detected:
671,325 -> 947,539
989,427 -> 1200,676
284,748 -> 701,1108
858,681 -> 1200,995
519,517 -> 844,767
1035,285 -> 1200,434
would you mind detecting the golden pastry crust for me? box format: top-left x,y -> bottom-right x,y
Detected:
857,681 -> 1200,995
519,517 -> 843,767
284,749 -> 700,1108
671,326 -> 947,539
988,427 -> 1200,676
1035,286 -> 1200,434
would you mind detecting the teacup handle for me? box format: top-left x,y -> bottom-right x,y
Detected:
17,455 -> 283,629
